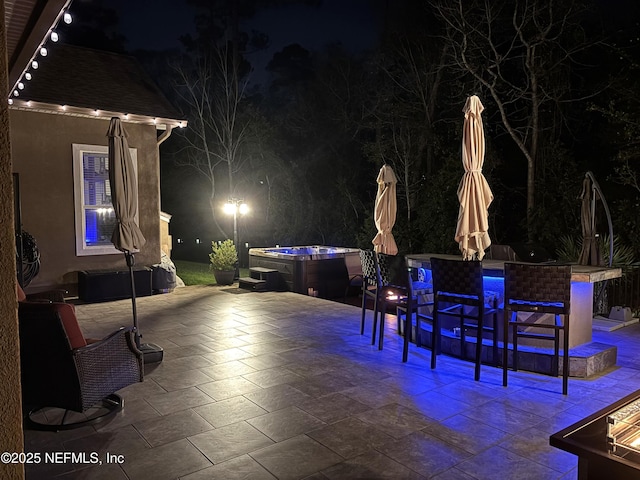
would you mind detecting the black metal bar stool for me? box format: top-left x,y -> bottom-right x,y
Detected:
430,257 -> 498,381
502,262 -> 572,395
376,253 -> 433,362
359,249 -> 382,343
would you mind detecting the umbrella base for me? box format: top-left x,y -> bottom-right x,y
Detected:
140,343 -> 163,364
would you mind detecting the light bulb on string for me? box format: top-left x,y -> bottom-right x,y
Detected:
17,82 -> 24,90
25,73 -> 32,80
50,31 -> 59,42
31,60 -> 38,69
63,12 -> 72,24
8,99 -> 13,105
40,47 -> 48,57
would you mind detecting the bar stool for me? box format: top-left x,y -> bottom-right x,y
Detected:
376,253 -> 433,362
359,249 -> 381,343
502,262 -> 572,395
430,257 -> 498,381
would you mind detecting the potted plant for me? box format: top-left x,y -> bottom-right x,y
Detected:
209,239 -> 237,285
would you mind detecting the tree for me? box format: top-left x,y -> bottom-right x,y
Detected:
171,45 -> 251,238
362,34 -> 450,252
433,0 -> 592,240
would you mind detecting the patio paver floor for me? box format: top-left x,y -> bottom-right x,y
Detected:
23,285 -> 640,479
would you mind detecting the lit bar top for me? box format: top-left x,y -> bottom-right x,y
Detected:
406,253 -> 622,283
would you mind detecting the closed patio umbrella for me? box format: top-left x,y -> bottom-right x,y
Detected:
455,96 -> 493,260
578,174 -> 601,266
107,117 -> 162,363
372,164 -> 398,255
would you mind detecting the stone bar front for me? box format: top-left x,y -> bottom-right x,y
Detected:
406,253 -> 622,377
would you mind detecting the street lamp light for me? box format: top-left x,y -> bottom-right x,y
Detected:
223,199 -> 249,278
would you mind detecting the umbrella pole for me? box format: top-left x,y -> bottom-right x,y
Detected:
125,251 -> 141,349
124,251 -> 164,363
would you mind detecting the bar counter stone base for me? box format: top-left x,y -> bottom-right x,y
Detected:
406,324 -> 617,378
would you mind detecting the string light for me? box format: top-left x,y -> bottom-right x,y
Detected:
8,2 -> 74,102
8,99 -> 13,105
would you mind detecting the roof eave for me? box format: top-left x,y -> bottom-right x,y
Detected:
9,99 -> 188,130
8,0 -> 73,90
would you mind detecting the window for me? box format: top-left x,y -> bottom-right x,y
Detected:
72,143 -> 138,256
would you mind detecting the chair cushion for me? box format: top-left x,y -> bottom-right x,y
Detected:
49,303 -> 87,349
16,282 -> 26,302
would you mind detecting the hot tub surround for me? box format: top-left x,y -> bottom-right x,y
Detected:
248,246 -> 361,298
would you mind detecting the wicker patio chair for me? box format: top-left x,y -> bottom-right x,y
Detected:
430,257 -> 498,381
359,249 -> 382,342
502,262 -> 572,395
377,253 -> 433,362
18,301 -> 143,430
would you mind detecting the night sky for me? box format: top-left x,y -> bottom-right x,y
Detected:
108,0 -> 381,61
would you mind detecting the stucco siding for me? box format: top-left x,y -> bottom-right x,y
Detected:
11,109 -> 162,293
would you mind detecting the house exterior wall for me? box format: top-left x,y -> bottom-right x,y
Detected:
10,109 -> 162,293
0,1 -> 26,475
160,211 -> 173,257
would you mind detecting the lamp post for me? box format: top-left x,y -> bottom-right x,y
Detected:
223,199 -> 249,279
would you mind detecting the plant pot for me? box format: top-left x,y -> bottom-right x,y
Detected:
213,270 -> 235,286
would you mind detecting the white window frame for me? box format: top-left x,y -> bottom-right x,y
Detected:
72,143 -> 138,256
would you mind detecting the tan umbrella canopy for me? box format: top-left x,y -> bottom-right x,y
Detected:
454,96 -> 494,260
107,117 -> 146,253
107,117 -> 148,352
372,164 -> 398,255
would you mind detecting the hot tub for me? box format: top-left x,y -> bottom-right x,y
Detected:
249,246 -> 361,298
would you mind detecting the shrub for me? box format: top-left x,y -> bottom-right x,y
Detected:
209,239 -> 238,271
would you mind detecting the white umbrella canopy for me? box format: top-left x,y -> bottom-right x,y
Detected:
107,117 -> 146,253
454,96 -> 494,260
372,164 -> 398,255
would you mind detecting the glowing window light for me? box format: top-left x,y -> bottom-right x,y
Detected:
31,60 -> 38,69
24,73 -> 32,80
40,47 -> 48,57
63,12 -> 72,24
50,31 -> 59,42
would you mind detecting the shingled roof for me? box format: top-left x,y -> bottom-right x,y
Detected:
21,43 -> 185,122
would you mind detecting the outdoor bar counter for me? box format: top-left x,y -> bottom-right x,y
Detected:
406,253 -> 622,349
